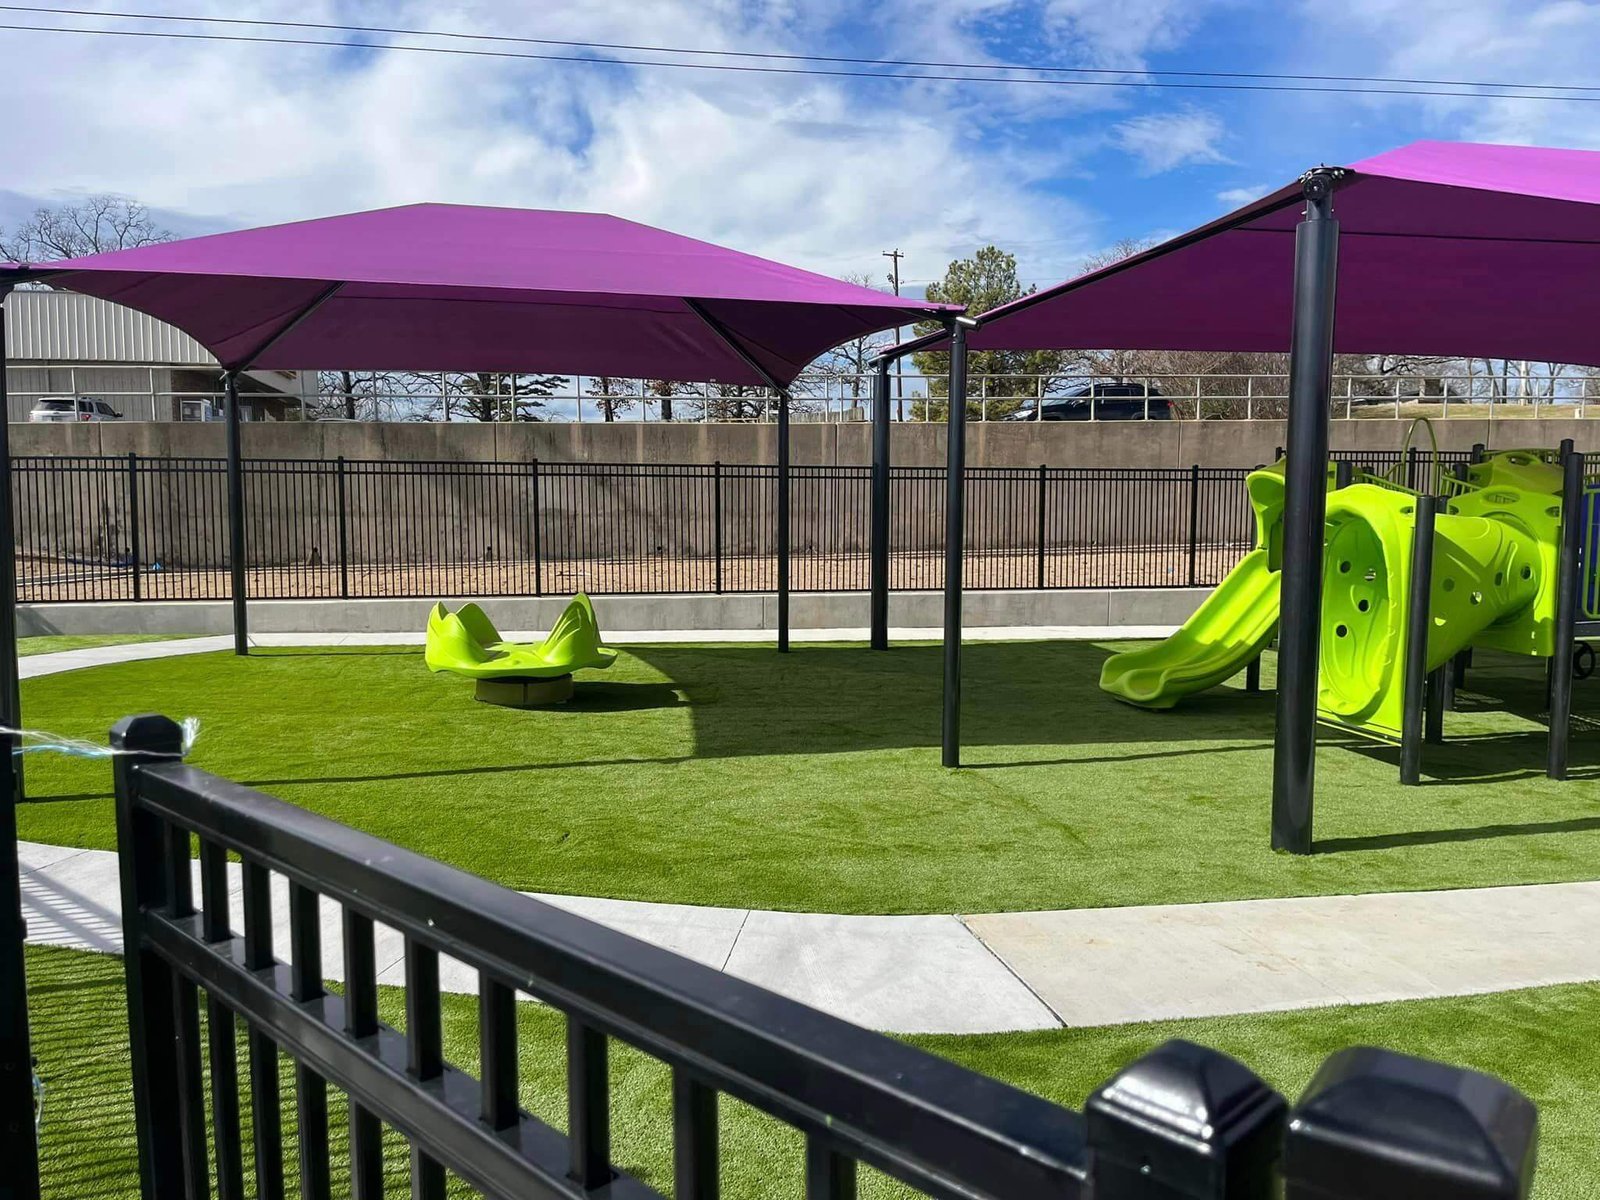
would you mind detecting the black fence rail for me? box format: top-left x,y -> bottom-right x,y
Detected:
109,713 -> 1539,1199
13,451 -> 1477,605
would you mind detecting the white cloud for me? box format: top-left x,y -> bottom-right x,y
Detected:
1114,110 -> 1230,174
1217,184 -> 1270,209
1293,0 -> 1600,148
0,0 -> 1109,286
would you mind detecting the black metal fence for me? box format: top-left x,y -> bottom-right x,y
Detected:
108,713 -> 1538,1199
13,450 -> 1472,605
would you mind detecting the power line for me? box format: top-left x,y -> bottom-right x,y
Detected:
0,9 -> 1596,102
7,4 -> 1600,95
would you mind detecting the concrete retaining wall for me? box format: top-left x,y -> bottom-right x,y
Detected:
13,415 -> 1598,469
17,587 -> 1209,637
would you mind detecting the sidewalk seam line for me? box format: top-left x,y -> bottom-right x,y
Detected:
959,915 -> 1066,1028
720,909 -> 752,972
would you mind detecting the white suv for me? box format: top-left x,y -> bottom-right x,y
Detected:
29,396 -> 124,422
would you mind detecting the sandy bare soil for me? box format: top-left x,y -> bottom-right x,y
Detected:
17,542 -> 1252,604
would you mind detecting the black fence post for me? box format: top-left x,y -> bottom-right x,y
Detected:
1036,463 -> 1048,591
335,455 -> 350,600
126,451 -> 142,603
1400,495 -> 1438,785
530,458 -> 543,598
1283,1047 -> 1537,1199
1187,462 -> 1201,586
1548,450 -> 1583,779
110,713 -> 188,1198
713,461 -> 724,596
1335,459 -> 1354,490
1086,1039 -> 1285,1198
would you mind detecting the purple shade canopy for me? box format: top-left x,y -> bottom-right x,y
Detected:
953,140 -> 1600,367
3,204 -> 954,386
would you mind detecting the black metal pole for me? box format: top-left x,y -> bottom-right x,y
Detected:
869,360 -> 891,650
777,389 -> 791,654
1271,170 -> 1342,854
1548,450 -> 1583,780
126,451 -> 142,603
1186,462 -> 1200,586
942,320 -> 972,768
224,371 -> 248,655
0,288 -> 35,1200
0,296 -> 18,733
1400,495 -> 1438,785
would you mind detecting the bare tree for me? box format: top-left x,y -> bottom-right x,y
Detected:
0,194 -> 174,262
586,376 -> 635,422
810,271 -> 893,403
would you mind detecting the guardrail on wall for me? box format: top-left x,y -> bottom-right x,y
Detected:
109,712 -> 1539,1199
12,363 -> 1600,423
11,451 -> 1476,604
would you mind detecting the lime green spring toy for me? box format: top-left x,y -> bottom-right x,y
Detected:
426,594 -> 616,705
1100,445 -> 1568,740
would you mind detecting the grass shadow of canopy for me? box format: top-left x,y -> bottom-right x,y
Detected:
623,639 -> 1281,759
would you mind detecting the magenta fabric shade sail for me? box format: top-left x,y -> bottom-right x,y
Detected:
955,140 -> 1600,368
1,204 -> 954,385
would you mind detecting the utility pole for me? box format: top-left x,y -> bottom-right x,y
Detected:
883,249 -> 905,420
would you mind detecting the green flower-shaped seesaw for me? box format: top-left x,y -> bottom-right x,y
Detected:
425,594 -> 617,680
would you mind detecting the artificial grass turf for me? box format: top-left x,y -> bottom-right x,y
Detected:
18,633 -> 190,656
26,944 -> 1596,1198
14,640 -> 1600,914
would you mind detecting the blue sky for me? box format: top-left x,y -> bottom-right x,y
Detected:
0,0 -> 1596,295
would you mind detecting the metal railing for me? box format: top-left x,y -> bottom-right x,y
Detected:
12,364 -> 1600,423
108,712 -> 1539,1199
13,456 -> 1274,603
12,452 -> 1494,604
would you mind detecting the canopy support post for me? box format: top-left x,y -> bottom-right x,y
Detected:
777,389 -> 790,653
870,358 -> 891,650
681,300 -> 801,656
0,293 -> 18,732
1548,448 -> 1583,780
942,318 -> 975,768
1271,169 -> 1343,854
224,371 -> 248,656
0,288 -> 39,1200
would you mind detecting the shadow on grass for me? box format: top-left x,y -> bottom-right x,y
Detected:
1317,813 -> 1600,853
626,640 -> 1285,759
242,754 -> 688,790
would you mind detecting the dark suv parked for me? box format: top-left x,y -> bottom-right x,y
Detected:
1005,382 -> 1168,421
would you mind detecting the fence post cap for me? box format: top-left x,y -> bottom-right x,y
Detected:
1284,1046 -> 1537,1200
110,714 -> 185,756
1086,1038 -> 1285,1195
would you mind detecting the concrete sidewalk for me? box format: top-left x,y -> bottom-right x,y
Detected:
18,637 -> 1600,1035
23,839 -> 1600,1035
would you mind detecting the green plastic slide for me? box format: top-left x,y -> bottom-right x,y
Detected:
1098,549 -> 1280,708
425,594 -> 617,679
1099,446 -> 1564,734
1100,464 -> 1288,708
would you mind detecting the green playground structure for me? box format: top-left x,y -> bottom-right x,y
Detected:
1101,445 -> 1570,742
426,593 -> 616,705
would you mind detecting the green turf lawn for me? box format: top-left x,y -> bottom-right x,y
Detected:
27,945 -> 1592,1198
14,641 -> 1600,913
18,633 -> 191,656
